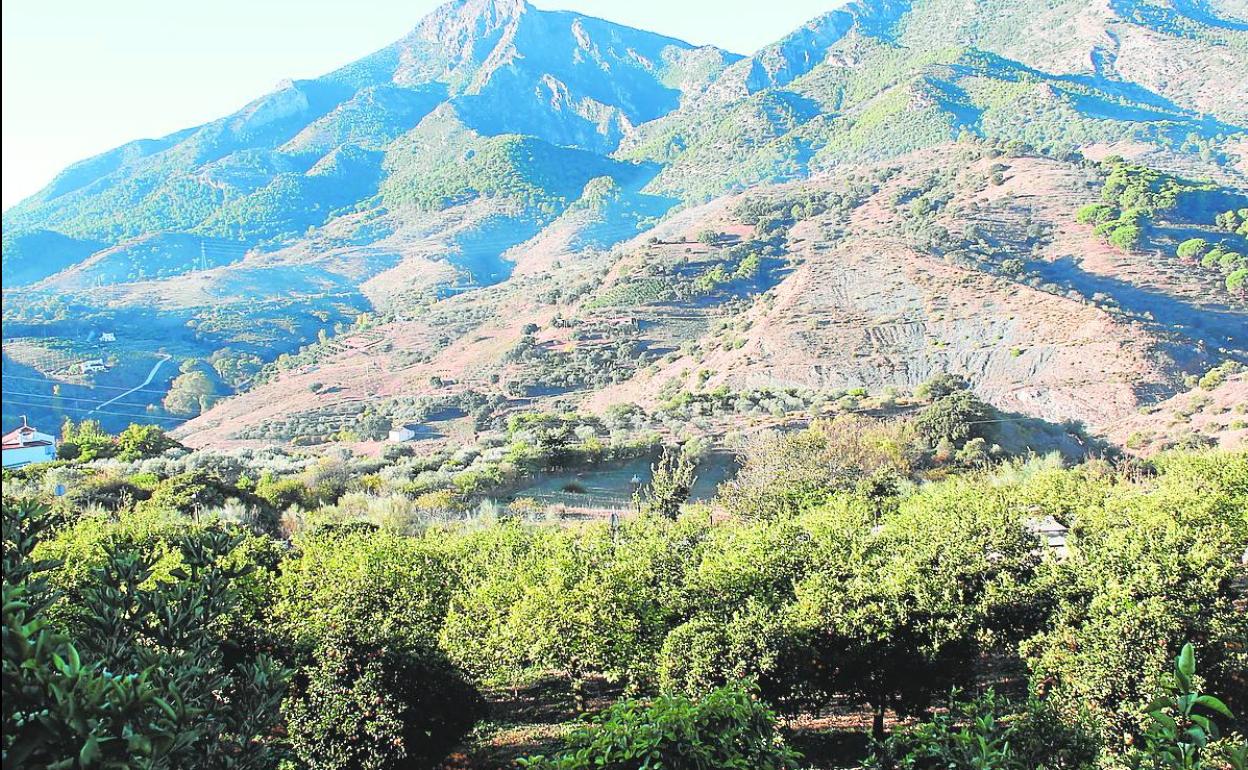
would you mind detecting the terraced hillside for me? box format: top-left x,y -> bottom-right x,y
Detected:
175,143 -> 1247,449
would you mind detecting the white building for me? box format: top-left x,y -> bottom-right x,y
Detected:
388,426 -> 416,443
80,358 -> 108,374
2,417 -> 58,468
100,332 -> 117,343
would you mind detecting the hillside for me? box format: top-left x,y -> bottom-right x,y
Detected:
172,144 -> 1244,451
3,0 -> 1246,453
1106,367 -> 1248,453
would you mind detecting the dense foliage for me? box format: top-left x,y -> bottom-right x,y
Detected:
517,685 -> 803,770
4,437 -> 1246,769
3,500 -> 288,769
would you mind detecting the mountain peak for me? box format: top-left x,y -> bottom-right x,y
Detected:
416,0 -> 529,41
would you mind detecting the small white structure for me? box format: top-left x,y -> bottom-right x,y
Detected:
388,426 -> 416,443
1028,515 -> 1069,560
100,332 -> 116,343
80,358 -> 108,374
2,417 -> 58,468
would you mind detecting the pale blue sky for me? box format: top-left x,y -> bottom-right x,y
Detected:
1,0 -> 836,209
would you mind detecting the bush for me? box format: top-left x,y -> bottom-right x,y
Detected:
792,475 -> 1047,739
867,690 -> 1099,770
284,637 -> 482,770
1023,452 -> 1248,745
273,528 -> 452,652
441,517 -> 707,696
1198,361 -> 1241,391
658,602 -> 815,717
142,470 -> 280,534
1108,223 -> 1143,251
1131,643 -> 1245,770
58,419 -> 116,462
517,685 -> 802,770
1076,203 -> 1117,225
275,528 -> 484,769
255,473 -> 311,511
2,499 -> 289,770
717,416 -> 918,520
60,475 -> 151,511
163,369 -> 220,416
1228,267 -> 1247,295
634,443 -> 698,519
1176,238 -> 1209,262
915,373 -> 970,401
115,423 -> 181,461
914,391 -> 994,451
8,433 -> 1248,769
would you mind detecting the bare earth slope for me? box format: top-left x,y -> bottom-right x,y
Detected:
176,144 -> 1245,449
1105,373 -> 1248,453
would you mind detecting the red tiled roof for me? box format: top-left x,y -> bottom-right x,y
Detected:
2,425 -> 34,440
2,423 -> 50,450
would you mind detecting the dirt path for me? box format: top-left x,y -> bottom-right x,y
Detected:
88,353 -> 172,415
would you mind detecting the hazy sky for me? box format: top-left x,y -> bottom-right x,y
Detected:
1,0 -> 836,209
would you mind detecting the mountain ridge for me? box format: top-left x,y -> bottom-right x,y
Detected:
3,0 -> 1245,454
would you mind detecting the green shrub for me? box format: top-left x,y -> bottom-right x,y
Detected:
1108,223 -> 1144,251
58,419 -> 116,462
634,443 -> 698,520
440,518 -> 707,696
1176,238 -> 1209,261
517,685 -> 802,770
284,637 -> 482,770
792,474 -> 1047,739
273,528 -> 452,652
867,690 -> 1099,770
115,423 -> 181,461
1228,267 -> 1247,295
272,525 -> 484,769
914,391 -> 994,450
1132,643 -> 1245,770
915,373 -> 971,401
2,499 -> 289,770
1023,452 -> 1248,744
1198,362 -> 1241,390
142,470 -> 280,535
60,475 -> 151,511
658,602 -> 814,716
717,415 -> 918,520
1076,203 -> 1118,225
870,691 -> 1024,769
255,473 -> 311,511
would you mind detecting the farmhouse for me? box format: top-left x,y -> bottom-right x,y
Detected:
2,417 -> 58,468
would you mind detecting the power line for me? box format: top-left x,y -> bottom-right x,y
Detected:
1,374 -> 172,395
2,390 -> 152,405
2,399 -> 188,424
0,398 -> 188,424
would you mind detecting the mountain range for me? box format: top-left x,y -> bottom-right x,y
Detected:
3,0 -> 1246,453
